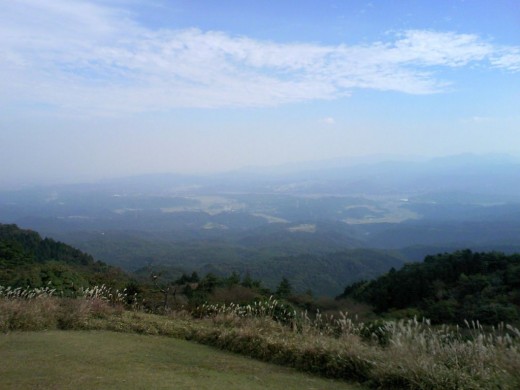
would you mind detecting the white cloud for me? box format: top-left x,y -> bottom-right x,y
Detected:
1,1 -> 519,114
461,116 -> 494,124
390,30 -> 493,66
323,117 -> 336,125
491,48 -> 520,72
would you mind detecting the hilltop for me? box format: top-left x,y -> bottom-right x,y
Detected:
338,249 -> 520,324
0,224 -> 129,290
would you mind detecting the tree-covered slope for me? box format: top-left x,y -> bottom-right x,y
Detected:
0,224 -> 129,290
338,250 -> 520,324
202,249 -> 405,297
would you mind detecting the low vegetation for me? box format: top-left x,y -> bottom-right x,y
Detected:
1,331 -> 359,390
1,285 -> 519,389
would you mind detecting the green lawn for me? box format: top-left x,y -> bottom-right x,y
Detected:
0,331 -> 363,390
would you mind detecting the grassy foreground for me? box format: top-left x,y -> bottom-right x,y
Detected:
2,288 -> 519,389
0,330 -> 361,390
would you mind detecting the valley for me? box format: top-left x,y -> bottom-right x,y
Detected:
2,155 -> 520,296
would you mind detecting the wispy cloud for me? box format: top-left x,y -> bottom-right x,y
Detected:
1,0 -> 519,114
461,116 -> 494,124
322,117 -> 336,125
491,48 -> 520,72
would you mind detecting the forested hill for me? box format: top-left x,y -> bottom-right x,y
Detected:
0,224 -> 129,290
338,250 -> 520,324
200,249 -> 405,297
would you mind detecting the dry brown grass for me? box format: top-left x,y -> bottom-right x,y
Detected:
2,286 -> 519,389
210,285 -> 260,304
0,285 -> 125,332
0,297 -> 59,331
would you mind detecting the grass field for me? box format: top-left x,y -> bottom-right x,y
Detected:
0,331 -> 362,390
2,292 -> 518,389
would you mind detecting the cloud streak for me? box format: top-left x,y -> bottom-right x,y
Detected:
1,0 -> 519,114
322,117 -> 336,125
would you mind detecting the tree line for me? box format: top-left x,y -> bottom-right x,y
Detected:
338,249 -> 520,324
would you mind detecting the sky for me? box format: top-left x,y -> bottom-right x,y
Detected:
1,0 -> 519,188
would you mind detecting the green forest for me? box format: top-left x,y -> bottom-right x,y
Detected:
339,249 -> 520,324
3,223 -> 520,325
0,224 -> 129,291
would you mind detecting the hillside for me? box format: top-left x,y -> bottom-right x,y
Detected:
0,224 -> 129,290
0,223 -> 404,299
200,249 -> 405,296
338,250 -> 520,324
0,331 -> 358,390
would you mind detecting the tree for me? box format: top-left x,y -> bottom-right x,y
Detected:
150,269 -> 176,312
226,271 -> 240,287
199,273 -> 218,293
241,273 -> 253,288
190,271 -> 199,283
276,277 -> 292,298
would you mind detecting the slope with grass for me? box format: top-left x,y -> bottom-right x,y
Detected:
1,287 -> 519,389
0,331 -> 361,390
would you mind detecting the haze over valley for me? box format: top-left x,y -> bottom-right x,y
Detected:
3,153 -> 520,296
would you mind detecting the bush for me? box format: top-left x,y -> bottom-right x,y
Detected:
359,320 -> 391,347
0,297 -> 58,331
0,284 -> 126,332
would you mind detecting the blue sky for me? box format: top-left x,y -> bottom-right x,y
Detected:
1,0 -> 519,188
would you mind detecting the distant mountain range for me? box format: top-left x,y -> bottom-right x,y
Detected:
2,154 -> 520,296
